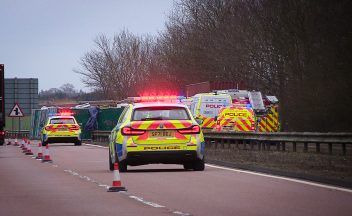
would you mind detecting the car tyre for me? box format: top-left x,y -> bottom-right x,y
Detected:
74,141 -> 82,146
183,163 -> 193,170
109,149 -> 115,171
193,158 -> 205,171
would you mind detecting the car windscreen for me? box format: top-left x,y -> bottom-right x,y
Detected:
132,107 -> 190,121
50,118 -> 75,124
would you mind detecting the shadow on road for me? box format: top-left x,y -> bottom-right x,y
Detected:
126,168 -> 187,173
45,144 -> 78,147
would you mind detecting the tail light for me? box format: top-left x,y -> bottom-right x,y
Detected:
121,127 -> 146,136
178,125 -> 200,134
0,131 -> 5,136
69,125 -> 80,131
250,120 -> 255,130
45,125 -> 55,131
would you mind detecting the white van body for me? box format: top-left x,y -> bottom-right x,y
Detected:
190,93 -> 232,128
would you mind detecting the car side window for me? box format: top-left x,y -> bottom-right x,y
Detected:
118,106 -> 129,123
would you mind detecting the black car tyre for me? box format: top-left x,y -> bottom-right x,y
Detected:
74,140 -> 82,146
193,158 -> 205,171
183,163 -> 193,170
109,149 -> 115,171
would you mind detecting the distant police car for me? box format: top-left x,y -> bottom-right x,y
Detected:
41,113 -> 82,146
109,96 -> 206,172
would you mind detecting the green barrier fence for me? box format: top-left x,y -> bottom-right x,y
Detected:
5,116 -> 31,131
73,107 -> 124,140
29,107 -> 125,140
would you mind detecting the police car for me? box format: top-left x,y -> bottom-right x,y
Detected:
41,113 -> 82,146
108,96 -> 206,172
215,104 -> 256,132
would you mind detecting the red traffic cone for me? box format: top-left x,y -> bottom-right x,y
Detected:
35,142 -> 43,159
20,139 -> 25,148
25,142 -> 34,155
107,163 -> 126,192
22,140 -> 29,152
41,145 -> 53,163
14,138 -> 19,146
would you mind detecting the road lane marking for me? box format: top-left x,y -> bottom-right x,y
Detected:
205,164 -> 352,193
84,143 -> 108,149
63,168 -> 190,215
84,143 -> 352,193
172,211 -> 191,216
64,169 -> 109,189
129,196 -> 165,208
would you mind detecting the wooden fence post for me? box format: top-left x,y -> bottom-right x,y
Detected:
342,143 -> 346,156
328,143 -> 332,155
316,143 -> 320,153
293,142 -> 297,152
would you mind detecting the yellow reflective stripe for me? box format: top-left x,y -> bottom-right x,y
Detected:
236,118 -> 249,131
138,121 -> 153,130
195,96 -> 202,116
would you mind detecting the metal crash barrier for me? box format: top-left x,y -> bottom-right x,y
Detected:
5,130 -> 30,139
204,131 -> 352,155
91,130 -> 352,155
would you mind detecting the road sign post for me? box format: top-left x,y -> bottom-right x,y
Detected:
8,103 -> 25,135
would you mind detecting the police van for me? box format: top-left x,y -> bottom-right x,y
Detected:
189,93 -> 232,129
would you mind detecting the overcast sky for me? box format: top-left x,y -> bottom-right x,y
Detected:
0,0 -> 174,91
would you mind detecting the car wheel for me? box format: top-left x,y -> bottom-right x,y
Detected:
74,141 -> 82,146
183,163 -> 193,170
119,160 -> 128,173
109,149 -> 115,171
193,158 -> 205,171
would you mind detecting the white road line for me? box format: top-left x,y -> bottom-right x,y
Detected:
63,168 -> 190,214
83,143 -> 352,194
84,143 -> 108,149
205,164 -> 352,193
129,196 -> 165,208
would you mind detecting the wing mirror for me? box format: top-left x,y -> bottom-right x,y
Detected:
196,118 -> 203,125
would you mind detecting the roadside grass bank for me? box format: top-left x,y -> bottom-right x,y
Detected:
205,147 -> 352,188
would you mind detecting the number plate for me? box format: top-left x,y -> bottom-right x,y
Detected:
149,131 -> 174,137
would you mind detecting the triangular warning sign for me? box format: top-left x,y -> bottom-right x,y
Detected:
9,103 -> 25,117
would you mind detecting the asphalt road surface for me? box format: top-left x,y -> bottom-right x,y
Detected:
1,140 -> 352,216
